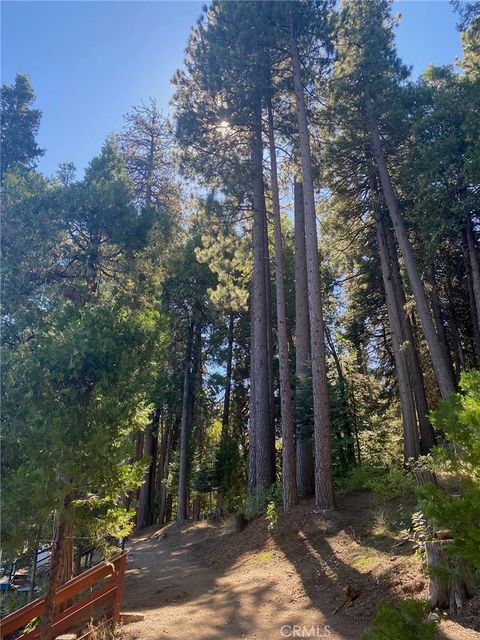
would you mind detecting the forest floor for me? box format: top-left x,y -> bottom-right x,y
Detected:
121,491 -> 480,640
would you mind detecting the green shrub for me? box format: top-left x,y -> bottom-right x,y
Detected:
222,491 -> 246,515
265,501 -> 278,531
245,484 -> 282,520
417,370 -> 480,577
338,463 -> 415,503
361,600 -> 441,640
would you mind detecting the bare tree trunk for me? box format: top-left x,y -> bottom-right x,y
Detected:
155,411 -> 166,499
364,87 -> 456,400
290,20 -> 335,509
158,418 -> 175,526
428,263 -> 456,385
375,205 -> 420,459
267,101 -> 297,511
39,504 -> 74,640
264,209 -> 277,479
385,225 -> 436,451
136,409 -> 159,530
250,108 -> 276,494
177,321 -> 194,524
465,219 -> 480,336
294,178 -> 315,498
248,287 -> 257,497
446,284 -> 465,380
222,312 -> 235,437
464,244 -> 480,366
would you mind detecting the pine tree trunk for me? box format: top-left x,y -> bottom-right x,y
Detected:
465,219 -> 480,336
428,263 -> 456,386
264,208 -> 277,479
375,205 -> 420,460
364,87 -> 456,400
290,20 -> 335,509
136,410 -> 159,530
442,274 -> 464,381
155,412 -> 166,499
464,245 -> 480,366
294,177 -> 315,498
158,419 -> 174,526
222,312 -> 235,436
384,224 -> 436,451
250,107 -> 275,493
248,286 -> 257,498
148,410 -> 159,525
177,320 -> 194,524
268,101 -> 297,511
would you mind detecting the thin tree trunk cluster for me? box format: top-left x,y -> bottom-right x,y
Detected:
290,18 -> 335,510
364,86 -> 456,401
177,320 -> 202,524
246,21 -> 337,512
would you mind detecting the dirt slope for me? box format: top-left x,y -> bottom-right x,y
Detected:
122,492 -> 479,640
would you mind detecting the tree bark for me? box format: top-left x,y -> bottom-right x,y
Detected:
177,320 -> 194,524
364,86 -> 456,400
250,107 -> 276,494
267,101 -> 297,511
290,19 -> 335,509
446,282 -> 465,380
464,242 -> 480,366
248,285 -> 257,497
136,409 -> 159,530
158,418 -> 174,526
385,225 -> 436,452
428,263 -> 456,386
39,504 -> 74,640
294,177 -> 315,498
264,207 -> 277,480
425,540 -> 475,613
375,204 -> 420,460
465,219 -> 480,336
222,312 -> 235,437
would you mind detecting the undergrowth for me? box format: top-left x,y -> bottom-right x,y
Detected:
338,463 -> 415,503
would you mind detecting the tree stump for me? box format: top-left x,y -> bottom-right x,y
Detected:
414,469 -> 438,487
231,513 -> 247,533
425,539 -> 476,613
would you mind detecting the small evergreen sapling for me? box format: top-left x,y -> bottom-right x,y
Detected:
417,370 -> 480,578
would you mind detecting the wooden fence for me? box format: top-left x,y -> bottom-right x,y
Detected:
0,553 -> 127,639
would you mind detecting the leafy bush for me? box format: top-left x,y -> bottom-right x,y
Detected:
361,600 -> 441,640
417,370 -> 480,577
338,463 -> 415,503
266,501 -> 278,531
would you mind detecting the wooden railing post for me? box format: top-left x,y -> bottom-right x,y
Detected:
112,553 -> 127,625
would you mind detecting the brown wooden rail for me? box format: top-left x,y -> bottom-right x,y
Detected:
0,553 -> 127,639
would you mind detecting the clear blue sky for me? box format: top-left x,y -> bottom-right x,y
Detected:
1,1 -> 464,177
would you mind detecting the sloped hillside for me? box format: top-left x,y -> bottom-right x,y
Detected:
122,492 -> 479,640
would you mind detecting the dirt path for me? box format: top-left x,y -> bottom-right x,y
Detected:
122,524 -> 359,640
122,496 -> 480,640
